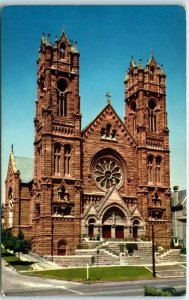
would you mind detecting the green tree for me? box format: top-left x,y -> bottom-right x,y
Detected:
1,229 -> 31,256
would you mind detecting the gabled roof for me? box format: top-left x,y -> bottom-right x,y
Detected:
98,185 -> 131,217
14,156 -> 34,184
82,103 -> 137,146
178,190 -> 186,205
147,54 -> 157,66
171,188 -> 186,207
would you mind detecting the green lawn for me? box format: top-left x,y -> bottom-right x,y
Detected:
2,247 -> 153,282
23,266 -> 152,282
2,250 -> 34,271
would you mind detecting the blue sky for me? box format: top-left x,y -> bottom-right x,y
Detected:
1,5 -> 186,200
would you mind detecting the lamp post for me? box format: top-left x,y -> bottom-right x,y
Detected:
152,222 -> 156,278
96,249 -> 99,267
96,248 -> 100,281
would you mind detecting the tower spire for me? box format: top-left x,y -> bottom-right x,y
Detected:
61,25 -> 67,36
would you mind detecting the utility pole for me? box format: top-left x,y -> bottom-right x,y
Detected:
152,223 -> 156,278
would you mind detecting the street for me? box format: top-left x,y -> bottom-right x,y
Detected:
2,260 -> 186,297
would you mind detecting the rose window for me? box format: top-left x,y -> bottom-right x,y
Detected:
94,159 -> 122,190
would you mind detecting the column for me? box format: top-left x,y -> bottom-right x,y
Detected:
112,226 -> 115,238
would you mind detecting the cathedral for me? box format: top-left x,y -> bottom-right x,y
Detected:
4,31 -> 172,256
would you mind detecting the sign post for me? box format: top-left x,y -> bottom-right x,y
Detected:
87,263 -> 89,280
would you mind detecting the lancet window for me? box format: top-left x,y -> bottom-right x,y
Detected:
156,156 -> 162,184
148,99 -> 157,132
54,144 -> 61,174
64,145 -> 71,176
56,79 -> 67,116
147,155 -> 154,183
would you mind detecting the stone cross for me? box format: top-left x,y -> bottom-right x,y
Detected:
106,92 -> 111,104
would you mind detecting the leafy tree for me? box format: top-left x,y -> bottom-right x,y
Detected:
1,229 -> 31,256
1,228 -> 14,252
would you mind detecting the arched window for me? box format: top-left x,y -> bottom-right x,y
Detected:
56,79 -> 67,116
111,129 -> 117,139
148,99 -> 156,132
106,123 -> 111,137
64,145 -> 71,176
132,219 -> 140,240
153,192 -> 161,206
147,155 -> 154,183
8,188 -> 13,227
88,218 -> 96,238
131,101 -> 137,134
149,66 -> 155,81
101,127 -> 106,138
60,43 -> 66,59
100,124 -> 117,140
54,144 -> 61,174
58,186 -> 69,201
57,93 -> 67,116
58,240 -> 67,256
156,156 -> 162,184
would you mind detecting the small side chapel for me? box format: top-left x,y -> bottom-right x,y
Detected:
4,31 -> 172,256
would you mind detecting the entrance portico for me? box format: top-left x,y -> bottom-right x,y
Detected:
82,186 -> 145,241
102,206 -> 127,239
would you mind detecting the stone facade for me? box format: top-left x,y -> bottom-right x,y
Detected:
4,31 -> 172,256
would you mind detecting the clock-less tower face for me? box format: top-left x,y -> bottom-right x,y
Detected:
93,157 -> 123,191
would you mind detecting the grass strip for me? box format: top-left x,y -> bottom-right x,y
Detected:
2,250 -> 34,271
23,266 -> 152,282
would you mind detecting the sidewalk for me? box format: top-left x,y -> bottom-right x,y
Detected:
16,252 -> 62,270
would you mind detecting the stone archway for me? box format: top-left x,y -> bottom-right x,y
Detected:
88,218 -> 96,238
102,206 -> 126,239
57,240 -> 67,256
132,219 -> 140,240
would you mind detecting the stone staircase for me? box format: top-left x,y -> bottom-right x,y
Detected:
75,240 -> 154,266
75,248 -> 120,265
147,264 -> 186,278
36,239 -> 186,270
77,240 -> 186,268
156,249 -> 186,263
99,240 -> 152,258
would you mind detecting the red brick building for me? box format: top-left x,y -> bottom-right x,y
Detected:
4,31 -> 172,256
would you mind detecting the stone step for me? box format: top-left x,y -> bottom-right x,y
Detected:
157,270 -> 186,278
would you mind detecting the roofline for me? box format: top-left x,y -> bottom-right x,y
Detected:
14,156 -> 33,160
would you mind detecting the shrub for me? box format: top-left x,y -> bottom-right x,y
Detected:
143,285 -> 184,296
1,229 -> 31,255
126,243 -> 138,254
180,247 -> 186,254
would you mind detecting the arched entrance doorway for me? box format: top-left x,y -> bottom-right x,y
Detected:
88,218 -> 96,238
102,207 -> 126,239
57,240 -> 67,256
133,219 -> 140,240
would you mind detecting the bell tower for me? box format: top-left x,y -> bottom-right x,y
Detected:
124,55 -> 172,245
32,31 -> 82,256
